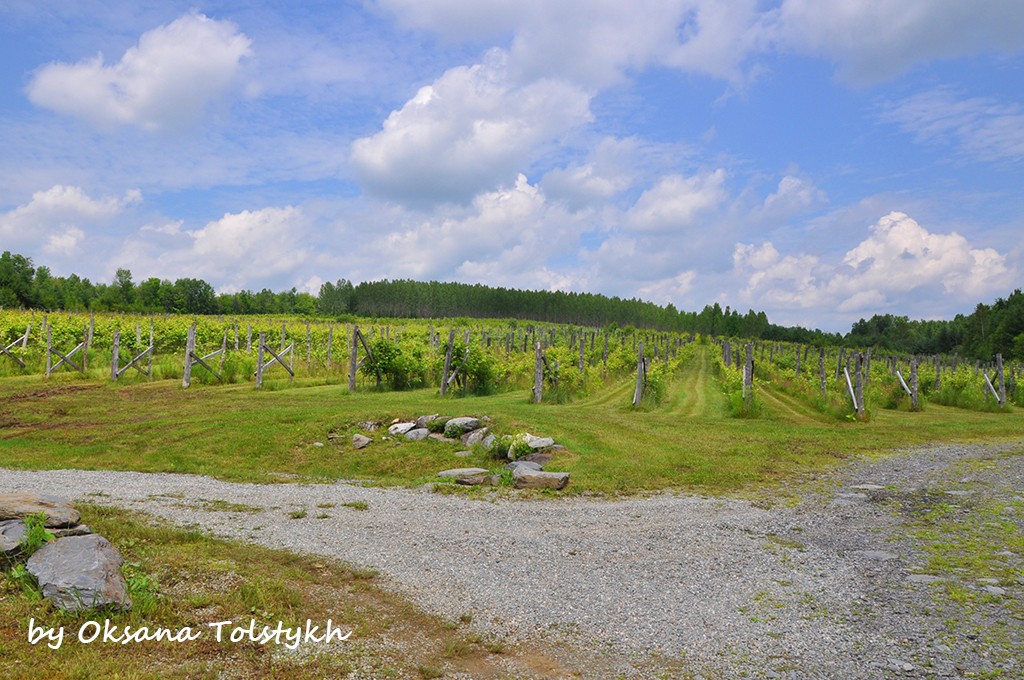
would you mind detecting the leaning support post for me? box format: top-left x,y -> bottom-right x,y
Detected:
441,328 -> 456,396
632,342 -> 645,407
532,342 -> 544,403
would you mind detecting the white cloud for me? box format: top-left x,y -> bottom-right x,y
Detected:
777,0 -> 1024,83
879,88 -> 1024,163
734,211 -> 1016,321
0,184 -> 140,256
637,271 -> 698,307
350,50 -> 592,205
377,0 -> 770,86
626,169 -> 727,233
114,206 -> 309,293
762,175 -> 826,215
27,12 -> 252,131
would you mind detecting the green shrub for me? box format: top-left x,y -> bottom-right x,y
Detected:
19,512 -> 54,557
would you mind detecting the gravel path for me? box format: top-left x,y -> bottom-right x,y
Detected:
3,440 -> 1022,678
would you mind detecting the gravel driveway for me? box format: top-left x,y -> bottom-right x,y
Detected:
3,440 -> 1021,678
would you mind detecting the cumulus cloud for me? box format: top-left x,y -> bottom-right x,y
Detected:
377,0 -> 770,86
350,50 -> 592,205
777,0 -> 1024,83
114,206 -> 308,293
0,184 -> 140,256
734,211 -> 1016,318
762,175 -> 827,215
361,174 -> 585,288
879,87 -> 1024,163
27,12 -> 252,131
626,169 -> 727,233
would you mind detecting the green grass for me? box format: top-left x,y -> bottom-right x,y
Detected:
0,347 -> 1022,495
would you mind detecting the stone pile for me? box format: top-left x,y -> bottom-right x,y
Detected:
0,493 -> 131,612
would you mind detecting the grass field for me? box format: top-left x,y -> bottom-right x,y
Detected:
1,347 -> 1021,496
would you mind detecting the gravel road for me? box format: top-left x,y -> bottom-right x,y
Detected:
3,440 -> 1022,678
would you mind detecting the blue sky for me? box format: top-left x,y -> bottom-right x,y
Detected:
1,1 -> 1022,331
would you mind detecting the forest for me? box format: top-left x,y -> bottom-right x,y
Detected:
2,250 -> 1022,360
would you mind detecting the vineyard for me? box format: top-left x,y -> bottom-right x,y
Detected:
1,308 -> 1023,494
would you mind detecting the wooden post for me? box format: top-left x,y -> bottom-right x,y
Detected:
632,342 -> 645,407
997,354 -> 1006,407
247,324 -> 252,351
533,342 -> 544,403
256,332 -> 265,388
910,356 -> 919,410
579,335 -> 585,374
82,323 -> 89,372
441,328 -> 456,396
835,347 -> 845,381
348,326 -> 357,391
743,343 -> 754,407
182,324 -> 195,388
147,320 -> 154,378
111,331 -> 120,381
794,345 -> 801,375
234,322 -> 239,350
854,353 -> 865,419
819,347 -> 826,397
45,327 -> 52,377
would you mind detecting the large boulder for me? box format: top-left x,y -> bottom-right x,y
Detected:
444,417 -> 480,438
0,494 -> 81,528
26,534 -> 132,611
513,469 -> 570,490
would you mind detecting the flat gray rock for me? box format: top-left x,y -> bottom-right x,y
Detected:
854,550 -> 898,561
461,427 -> 490,447
437,467 -> 490,478
26,534 -> 131,611
505,461 -> 544,472
0,493 -> 81,528
444,417 -> 480,437
404,428 -> 430,441
352,434 -> 372,449
526,435 -> 555,449
513,469 -> 570,490
388,422 -> 416,436
0,519 -> 26,557
414,414 -> 440,429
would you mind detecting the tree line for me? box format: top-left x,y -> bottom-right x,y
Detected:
2,250 -> 1020,359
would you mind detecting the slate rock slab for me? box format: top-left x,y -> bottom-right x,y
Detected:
388,422 -> 416,436
0,519 -> 27,557
352,434 -> 372,449
505,460 -> 544,472
405,428 -> 430,441
438,467 -> 490,478
26,534 -> 132,611
0,494 -> 81,528
444,417 -> 480,437
513,469 -> 570,490
461,427 -> 490,447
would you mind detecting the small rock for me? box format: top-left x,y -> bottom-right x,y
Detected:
388,422 -> 415,436
461,427 -> 490,447
455,474 -> 502,486
0,519 -> 26,557
506,460 -> 544,472
352,434 -> 372,449
982,585 -> 1006,596
428,433 -> 458,443
414,414 -> 439,429
313,441 -> 325,448
52,524 -> 93,538
356,420 -> 381,431
521,452 -> 553,466
444,417 -> 480,437
525,434 -> 555,449
438,467 -> 490,478
513,469 -> 570,490
404,428 -> 430,441
453,450 -> 474,458
977,577 -> 1000,585
907,574 -> 943,584
481,434 -> 496,451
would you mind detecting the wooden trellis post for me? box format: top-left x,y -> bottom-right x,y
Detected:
0,325 -> 30,369
348,326 -> 358,391
110,327 -> 154,381
632,342 -> 646,407
182,325 -> 225,388
255,331 -> 294,387
441,328 -> 456,396
533,342 -> 544,403
743,343 -> 754,407
818,347 -> 827,397
46,325 -> 88,378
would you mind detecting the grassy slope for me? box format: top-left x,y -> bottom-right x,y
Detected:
1,347 -> 1022,495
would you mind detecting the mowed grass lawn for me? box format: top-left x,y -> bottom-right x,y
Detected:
1,350 -> 1022,495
